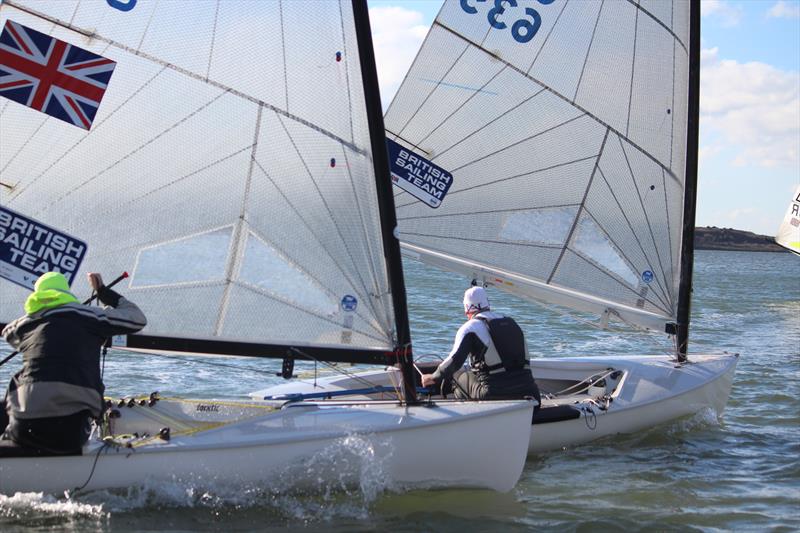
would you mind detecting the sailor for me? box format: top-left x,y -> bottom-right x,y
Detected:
421,286 -> 540,403
0,272 -> 146,456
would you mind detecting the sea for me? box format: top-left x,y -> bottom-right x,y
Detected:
0,250 -> 797,532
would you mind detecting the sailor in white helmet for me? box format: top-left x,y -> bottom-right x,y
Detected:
421,286 -> 540,403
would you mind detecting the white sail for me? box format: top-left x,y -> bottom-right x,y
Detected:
775,185 -> 800,255
0,0 -> 396,354
385,0 -> 691,332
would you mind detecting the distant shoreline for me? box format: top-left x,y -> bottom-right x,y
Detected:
694,226 -> 785,252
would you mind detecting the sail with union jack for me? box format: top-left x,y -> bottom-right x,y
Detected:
0,19 -> 116,130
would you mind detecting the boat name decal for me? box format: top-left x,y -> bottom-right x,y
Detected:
460,0 -> 556,44
0,206 -> 88,291
196,404 -> 220,412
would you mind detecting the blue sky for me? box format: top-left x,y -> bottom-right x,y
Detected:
368,0 -> 800,236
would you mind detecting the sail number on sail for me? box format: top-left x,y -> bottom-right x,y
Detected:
460,0 -> 556,43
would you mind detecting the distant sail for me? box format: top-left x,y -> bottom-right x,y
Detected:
0,0 -> 399,359
775,185 -> 800,255
385,0 -> 691,332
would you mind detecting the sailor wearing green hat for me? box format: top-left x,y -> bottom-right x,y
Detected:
0,272 -> 146,456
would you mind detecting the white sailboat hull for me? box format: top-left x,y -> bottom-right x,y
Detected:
0,400 -> 534,495
254,353 -> 738,455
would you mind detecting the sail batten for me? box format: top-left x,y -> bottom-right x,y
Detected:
385,0 -> 691,332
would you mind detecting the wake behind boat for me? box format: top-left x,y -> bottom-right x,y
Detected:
0,0 -> 533,495
256,0 -> 738,452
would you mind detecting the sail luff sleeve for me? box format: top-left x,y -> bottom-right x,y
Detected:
350,0 -> 416,402
676,0 -> 701,361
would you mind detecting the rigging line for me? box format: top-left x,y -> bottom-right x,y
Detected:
413,64 -> 510,149
580,204 -> 672,312
289,346 -> 401,395
395,153 -> 598,210
525,0 -> 570,74
339,147 -> 388,332
426,87 -> 549,164
8,66 -> 169,203
393,22 -> 492,141
205,0 -> 220,81
336,0 -> 356,144
231,280 -> 389,344
31,89 -> 230,218
617,136 -> 675,306
573,0 -> 605,103
243,224 -> 388,338
215,105 -> 263,337
400,231 -> 561,251
275,113 -> 377,310
70,145 -> 254,229
435,21 -> 680,181
594,163 -> 673,306
568,247 -> 671,316
3,0 -> 366,156
625,5 -> 639,138
547,128 -> 610,284
250,156 -> 373,314
399,202 -> 580,222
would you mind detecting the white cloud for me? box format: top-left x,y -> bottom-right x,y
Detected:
700,48 -> 800,169
767,1 -> 800,19
701,0 -> 743,26
369,6 -> 430,107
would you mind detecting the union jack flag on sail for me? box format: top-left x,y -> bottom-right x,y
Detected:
0,19 -> 116,130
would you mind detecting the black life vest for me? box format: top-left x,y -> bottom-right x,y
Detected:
474,315 -> 528,373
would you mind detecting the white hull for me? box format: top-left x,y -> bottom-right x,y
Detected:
0,399 -> 533,495
254,353 -> 738,454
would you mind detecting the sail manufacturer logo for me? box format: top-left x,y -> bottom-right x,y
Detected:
460,0 -> 556,44
386,139 -> 453,208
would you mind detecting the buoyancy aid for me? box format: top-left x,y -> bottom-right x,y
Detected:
473,313 -> 528,374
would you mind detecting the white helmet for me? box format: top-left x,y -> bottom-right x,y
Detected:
463,286 -> 490,314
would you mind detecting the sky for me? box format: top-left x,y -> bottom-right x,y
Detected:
367,0 -> 800,236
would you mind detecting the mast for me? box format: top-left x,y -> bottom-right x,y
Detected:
675,0 -> 701,363
351,0 -> 417,402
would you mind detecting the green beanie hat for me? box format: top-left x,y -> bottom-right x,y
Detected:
24,272 -> 79,315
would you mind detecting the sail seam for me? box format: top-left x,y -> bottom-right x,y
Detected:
395,153 -> 597,210
625,5 -> 639,138
1,0 -> 366,155
337,0 -> 356,144
399,202 -> 582,222
400,232 -> 561,251
279,0 -> 289,112
525,0 -> 570,74
205,0 -> 220,81
434,20 -> 681,181
617,136 -> 674,308
275,113 -> 377,317
546,128 -> 610,285
573,0 -> 605,103
594,165 -> 673,309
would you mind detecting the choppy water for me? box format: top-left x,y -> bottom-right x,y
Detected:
1,250 -> 798,532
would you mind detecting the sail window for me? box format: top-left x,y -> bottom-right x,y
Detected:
499,207 -> 579,246
131,228 -> 232,287
572,216 -> 639,287
239,232 -> 337,315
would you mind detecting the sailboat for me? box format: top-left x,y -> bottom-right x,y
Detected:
256,0 -> 739,454
0,0 -> 534,494
775,185 -> 800,255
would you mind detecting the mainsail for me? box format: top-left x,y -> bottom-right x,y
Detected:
385,0 -> 692,333
0,0 -> 407,364
775,185 -> 800,255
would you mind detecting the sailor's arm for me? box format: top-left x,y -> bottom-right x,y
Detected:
88,273 -> 147,336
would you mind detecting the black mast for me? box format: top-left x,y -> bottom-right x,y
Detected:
351,0 -> 417,402
675,0 -> 701,363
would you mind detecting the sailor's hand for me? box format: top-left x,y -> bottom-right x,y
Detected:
87,272 -> 104,291
421,374 -> 437,388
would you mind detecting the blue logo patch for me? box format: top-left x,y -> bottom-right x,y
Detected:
641,270 -> 654,284
341,295 -> 358,312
